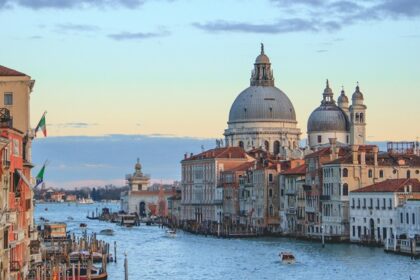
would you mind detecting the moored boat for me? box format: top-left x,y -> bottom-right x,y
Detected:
118,214 -> 137,227
69,251 -> 105,263
279,252 -> 295,264
99,229 -> 115,236
166,229 -> 177,238
65,265 -> 107,280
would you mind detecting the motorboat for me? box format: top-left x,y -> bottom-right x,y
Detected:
80,223 -> 88,228
166,229 -> 177,238
65,265 -> 107,280
279,252 -> 296,264
67,216 -> 74,221
99,229 -> 115,236
117,214 -> 137,227
69,251 -> 104,263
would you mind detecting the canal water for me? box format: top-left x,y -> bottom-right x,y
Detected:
35,202 -> 419,280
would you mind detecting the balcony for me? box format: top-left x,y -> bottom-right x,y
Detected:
287,208 -> 297,215
303,185 -> 312,191
320,195 -> 331,201
305,206 -> 315,213
10,261 -> 20,272
285,189 -> 297,196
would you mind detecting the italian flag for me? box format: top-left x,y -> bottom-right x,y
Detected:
34,163 -> 46,188
35,112 -> 47,137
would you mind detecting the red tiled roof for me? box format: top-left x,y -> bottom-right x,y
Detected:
183,146 -> 250,161
225,161 -> 255,172
351,179 -> 420,193
0,65 -> 26,76
281,164 -> 306,175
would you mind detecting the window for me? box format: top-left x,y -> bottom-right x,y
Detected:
269,189 -> 273,197
352,198 -> 355,208
363,198 -> 366,208
273,141 -> 280,155
368,169 -> 373,178
357,198 -> 360,208
4,92 -> 13,105
343,183 -> 348,196
390,218 -> 393,225
407,170 -> 411,178
382,198 -> 386,209
389,198 -> 392,209
369,198 -> 373,209
238,141 -> 244,148
269,174 -> 273,182
343,168 -> 348,177
400,213 -> 403,223
379,170 -> 384,178
376,198 -> 380,209
406,213 -> 409,224
352,226 -> 355,237
317,135 -> 322,143
413,213 -> 415,225
264,141 -> 269,152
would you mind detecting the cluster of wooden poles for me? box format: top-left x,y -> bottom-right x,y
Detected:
29,231 -> 116,280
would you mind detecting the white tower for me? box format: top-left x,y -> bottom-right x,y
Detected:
349,83 -> 367,145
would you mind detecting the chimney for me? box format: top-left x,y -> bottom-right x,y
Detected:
329,138 -> 337,160
373,146 -> 379,166
352,145 -> 359,164
360,151 -> 366,165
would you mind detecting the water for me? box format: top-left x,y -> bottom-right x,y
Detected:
35,203 -> 419,280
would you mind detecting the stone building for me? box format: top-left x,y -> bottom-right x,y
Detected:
350,179 -> 420,244
307,81 -> 366,150
224,44 -> 302,157
180,147 -> 254,229
121,159 -> 174,217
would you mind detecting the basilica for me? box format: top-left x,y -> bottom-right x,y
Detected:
224,44 -> 367,155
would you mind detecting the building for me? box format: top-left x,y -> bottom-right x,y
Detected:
0,65 -> 37,280
350,179 -> 420,245
321,143 -> 420,241
307,81 -> 366,150
279,164 -> 306,235
121,159 -> 175,217
224,44 -> 302,157
180,147 -> 254,232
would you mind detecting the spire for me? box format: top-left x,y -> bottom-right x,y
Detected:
338,85 -> 349,106
322,79 -> 334,104
251,44 -> 274,87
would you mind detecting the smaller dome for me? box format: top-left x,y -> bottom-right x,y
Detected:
352,84 -> 364,101
307,105 -> 350,133
338,88 -> 349,104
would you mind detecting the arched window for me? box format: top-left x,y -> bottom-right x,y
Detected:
379,170 -> 384,178
355,113 -> 360,122
238,141 -> 244,148
269,189 -> 273,197
264,141 -> 269,152
273,141 -> 280,155
343,183 -> 349,196
360,113 -> 364,123
368,169 -> 373,178
343,168 -> 348,177
407,170 -> 411,178
317,135 -> 322,143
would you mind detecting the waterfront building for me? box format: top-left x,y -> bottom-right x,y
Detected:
220,162 -> 254,230
321,143 -> 420,241
121,159 -> 175,217
0,65 -> 37,280
167,190 -> 182,226
224,45 -> 302,157
180,147 -> 254,231
350,179 -> 420,245
279,164 -> 306,235
307,82 -> 366,150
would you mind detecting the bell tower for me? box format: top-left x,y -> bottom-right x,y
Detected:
349,83 -> 367,145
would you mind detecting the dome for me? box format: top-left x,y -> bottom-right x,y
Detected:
255,53 -> 270,64
228,86 -> 296,123
352,85 -> 364,101
337,89 -> 349,104
307,105 -> 350,132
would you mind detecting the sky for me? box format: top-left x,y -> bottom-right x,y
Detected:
1,0 -> 420,187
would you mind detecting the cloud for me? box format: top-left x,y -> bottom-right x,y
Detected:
108,30 -> 170,40
316,49 -> 328,53
1,0 -> 145,9
55,23 -> 100,32
50,122 -> 98,128
193,19 -> 318,34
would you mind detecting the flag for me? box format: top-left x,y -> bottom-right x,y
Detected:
35,112 -> 47,137
34,164 -> 46,188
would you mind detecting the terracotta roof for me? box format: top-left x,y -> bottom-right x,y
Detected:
325,150 -> 420,167
225,161 -> 255,172
183,146 -> 250,161
281,164 -> 306,175
0,65 -> 26,76
351,179 -> 420,193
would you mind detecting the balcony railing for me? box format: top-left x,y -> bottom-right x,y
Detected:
10,261 -> 20,272
320,195 -> 330,201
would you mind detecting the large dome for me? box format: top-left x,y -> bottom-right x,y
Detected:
307,103 -> 350,132
228,86 -> 296,123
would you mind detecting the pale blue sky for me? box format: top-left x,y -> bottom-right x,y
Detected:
1,0 -> 420,187
1,0 -> 420,140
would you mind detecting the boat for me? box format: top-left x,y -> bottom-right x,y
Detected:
67,216 -> 74,221
279,252 -> 296,264
79,197 -> 95,204
117,214 -> 137,227
80,223 -> 88,228
65,265 -> 107,280
69,251 -> 104,263
166,229 -> 177,238
99,229 -> 115,236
